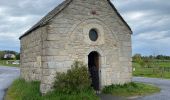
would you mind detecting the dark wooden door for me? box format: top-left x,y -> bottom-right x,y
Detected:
88,51 -> 99,90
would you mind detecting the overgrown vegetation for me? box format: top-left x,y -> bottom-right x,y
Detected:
5,61 -> 98,100
54,61 -> 92,94
5,79 -> 98,100
102,82 -> 160,97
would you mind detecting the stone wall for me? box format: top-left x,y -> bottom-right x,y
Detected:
20,26 -> 47,81
40,0 -> 132,93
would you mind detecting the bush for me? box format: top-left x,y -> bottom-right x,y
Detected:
5,61 -> 99,100
54,61 -> 92,94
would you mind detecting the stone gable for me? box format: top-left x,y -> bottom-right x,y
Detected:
20,0 -> 132,94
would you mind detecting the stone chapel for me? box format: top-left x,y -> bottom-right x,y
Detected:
19,0 -> 132,94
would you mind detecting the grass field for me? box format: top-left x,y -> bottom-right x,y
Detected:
102,82 -> 160,97
0,60 -> 19,67
133,61 -> 170,79
6,79 -> 160,100
154,61 -> 170,67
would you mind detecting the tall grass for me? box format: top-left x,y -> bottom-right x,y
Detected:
6,61 -> 98,100
5,79 -> 98,100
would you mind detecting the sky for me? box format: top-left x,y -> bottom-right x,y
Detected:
0,0 -> 170,56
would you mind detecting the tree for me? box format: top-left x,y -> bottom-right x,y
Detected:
133,54 -> 142,62
0,51 -> 5,60
16,53 -> 20,60
133,54 -> 145,67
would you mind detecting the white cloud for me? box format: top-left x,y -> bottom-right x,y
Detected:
135,31 -> 169,41
123,11 -> 146,21
113,0 -> 170,55
0,0 -> 64,51
0,0 -> 170,56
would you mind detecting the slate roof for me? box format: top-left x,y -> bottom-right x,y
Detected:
19,0 -> 132,40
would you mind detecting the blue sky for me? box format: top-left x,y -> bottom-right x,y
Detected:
0,0 -> 170,56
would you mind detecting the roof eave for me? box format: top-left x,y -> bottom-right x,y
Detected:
19,25 -> 40,40
107,0 -> 132,34
19,0 -> 132,40
19,0 -> 73,40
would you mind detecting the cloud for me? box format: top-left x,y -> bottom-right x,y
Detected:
113,0 -> 170,56
0,0 -> 64,51
0,0 -> 169,56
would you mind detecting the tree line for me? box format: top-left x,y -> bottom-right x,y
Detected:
133,54 -> 170,62
133,54 -> 170,68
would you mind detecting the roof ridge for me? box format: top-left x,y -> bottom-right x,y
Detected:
19,0 -> 72,39
19,0 -> 132,40
107,0 -> 132,33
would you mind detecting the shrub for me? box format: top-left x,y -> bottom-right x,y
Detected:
54,61 -> 92,94
5,61 -> 99,100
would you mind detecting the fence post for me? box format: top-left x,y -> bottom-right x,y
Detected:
161,67 -> 164,78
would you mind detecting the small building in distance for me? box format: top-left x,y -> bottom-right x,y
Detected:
4,54 -> 16,59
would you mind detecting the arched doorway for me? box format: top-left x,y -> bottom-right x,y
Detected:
88,51 -> 100,91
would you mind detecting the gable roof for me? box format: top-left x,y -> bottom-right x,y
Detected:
19,0 -> 132,40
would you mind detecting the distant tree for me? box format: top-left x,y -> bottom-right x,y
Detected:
0,51 -> 5,60
156,55 -> 164,60
133,54 -> 145,67
155,55 -> 170,60
133,54 -> 142,62
4,50 -> 18,55
149,55 -> 154,59
16,53 -> 20,60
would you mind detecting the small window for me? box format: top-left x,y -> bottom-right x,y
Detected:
89,29 -> 98,41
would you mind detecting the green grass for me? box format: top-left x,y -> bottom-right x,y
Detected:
5,79 -> 99,100
102,82 -> 160,97
6,79 -> 160,100
155,62 -> 170,67
0,60 -> 19,67
133,62 -> 170,79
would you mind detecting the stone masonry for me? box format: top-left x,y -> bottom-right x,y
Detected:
20,0 -> 132,94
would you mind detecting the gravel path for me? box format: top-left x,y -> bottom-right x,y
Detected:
132,77 -> 170,100
0,66 -> 20,100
